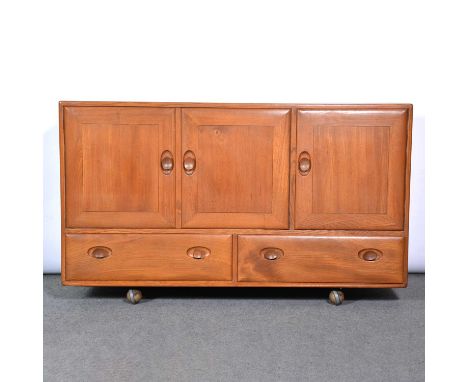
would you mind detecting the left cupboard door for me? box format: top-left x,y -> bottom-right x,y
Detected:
63,107 -> 176,228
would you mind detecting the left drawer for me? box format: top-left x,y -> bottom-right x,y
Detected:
64,234 -> 232,282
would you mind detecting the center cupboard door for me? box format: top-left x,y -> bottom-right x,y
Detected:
181,108 -> 290,228
295,107 -> 410,230
64,106 -> 176,228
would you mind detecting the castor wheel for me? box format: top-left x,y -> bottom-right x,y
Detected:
126,289 -> 142,304
328,290 -> 344,305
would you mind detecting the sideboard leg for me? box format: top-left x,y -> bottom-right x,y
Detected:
126,289 -> 143,304
328,290 -> 345,305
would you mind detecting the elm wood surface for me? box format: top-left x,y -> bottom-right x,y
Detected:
295,108 -> 409,230
62,280 -> 406,288
64,107 -> 176,228
65,228 -> 406,236
181,108 -> 290,228
402,106 -> 413,277
175,108 -> 183,228
289,108 -> 298,229
65,234 -> 232,282
59,102 -> 412,290
237,235 -> 405,284
60,102 -> 412,110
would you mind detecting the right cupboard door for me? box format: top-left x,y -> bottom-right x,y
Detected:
295,108 -> 409,230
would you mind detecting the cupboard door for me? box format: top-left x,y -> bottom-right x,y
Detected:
181,108 -> 290,228
64,107 -> 176,228
295,108 -> 409,230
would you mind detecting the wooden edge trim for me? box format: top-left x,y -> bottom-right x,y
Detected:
58,101 -> 414,109
175,107 -> 182,228
289,107 -> 297,229
59,102 -> 66,282
232,234 -> 238,282
61,279 -> 407,288
64,228 -> 407,236
403,105 -> 413,279
404,104 -> 414,235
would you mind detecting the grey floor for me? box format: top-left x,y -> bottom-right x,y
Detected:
44,275 -> 424,382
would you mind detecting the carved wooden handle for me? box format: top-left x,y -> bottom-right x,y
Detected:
261,247 -> 284,261
298,152 -> 311,175
183,150 -> 196,175
88,246 -> 112,259
358,249 -> 382,262
187,246 -> 210,260
160,151 -> 174,175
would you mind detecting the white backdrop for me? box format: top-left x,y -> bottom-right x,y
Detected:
40,1 -> 425,273
8,1 -> 468,380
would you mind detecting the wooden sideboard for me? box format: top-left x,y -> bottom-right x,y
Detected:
60,102 -> 412,305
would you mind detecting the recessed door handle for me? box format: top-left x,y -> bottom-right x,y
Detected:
88,246 -> 112,259
358,249 -> 383,261
187,246 -> 210,260
160,151 -> 174,175
183,150 -> 196,175
298,152 -> 311,175
261,247 -> 284,261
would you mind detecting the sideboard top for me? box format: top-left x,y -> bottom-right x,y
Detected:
59,101 -> 413,110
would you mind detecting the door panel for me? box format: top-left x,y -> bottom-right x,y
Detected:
65,107 -> 176,228
181,108 -> 290,228
295,109 -> 408,229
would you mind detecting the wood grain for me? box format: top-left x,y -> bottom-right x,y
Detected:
62,280 -> 407,288
64,107 -> 176,228
65,234 -> 232,282
238,235 -> 405,284
181,108 -> 290,228
59,101 -> 412,110
289,107 -> 297,229
296,108 -> 409,230
59,103 -> 66,282
65,228 -> 407,236
233,234 -> 238,282
175,108 -> 182,228
59,102 -> 413,289
405,107 -> 413,231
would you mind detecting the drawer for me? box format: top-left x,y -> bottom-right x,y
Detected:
65,234 -> 232,281
237,235 -> 405,284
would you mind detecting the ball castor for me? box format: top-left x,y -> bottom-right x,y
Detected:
328,290 -> 344,305
126,289 -> 142,304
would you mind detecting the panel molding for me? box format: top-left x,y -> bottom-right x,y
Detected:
181,108 -> 290,228
64,107 -> 176,228
81,122 -> 160,213
295,109 -> 408,230
58,102 -> 413,289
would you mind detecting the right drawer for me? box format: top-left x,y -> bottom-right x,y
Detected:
237,235 -> 405,284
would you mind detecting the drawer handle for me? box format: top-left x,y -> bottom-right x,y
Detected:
358,249 -> 382,262
160,150 -> 174,175
298,151 -> 311,176
187,246 -> 210,260
183,150 -> 196,175
261,248 -> 284,261
88,246 -> 112,259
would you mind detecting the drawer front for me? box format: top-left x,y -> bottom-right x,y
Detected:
65,234 -> 232,281
238,235 -> 405,284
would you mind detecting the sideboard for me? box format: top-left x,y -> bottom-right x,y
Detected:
60,102 -> 412,305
